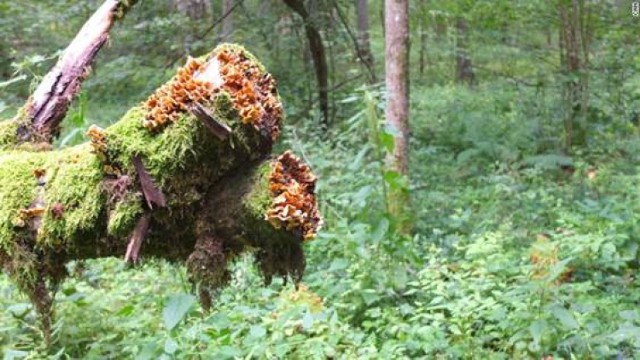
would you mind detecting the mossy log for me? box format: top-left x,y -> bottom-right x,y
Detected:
0,44 -> 321,341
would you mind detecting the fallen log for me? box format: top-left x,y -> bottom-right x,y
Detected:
0,44 -> 321,342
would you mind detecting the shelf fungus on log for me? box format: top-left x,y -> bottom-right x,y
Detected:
0,44 -> 319,340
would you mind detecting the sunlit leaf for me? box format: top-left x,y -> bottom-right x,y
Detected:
162,294 -> 195,331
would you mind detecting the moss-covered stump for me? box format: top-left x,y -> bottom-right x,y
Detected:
0,44 -> 321,342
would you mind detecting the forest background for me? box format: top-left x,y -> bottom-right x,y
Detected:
1,0 -> 640,358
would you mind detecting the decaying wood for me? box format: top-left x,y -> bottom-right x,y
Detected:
124,212 -> 151,264
188,103 -> 232,141
132,155 -> 167,209
19,0 -> 137,143
0,44 -> 320,342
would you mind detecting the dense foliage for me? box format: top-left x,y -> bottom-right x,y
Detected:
2,0 -> 640,358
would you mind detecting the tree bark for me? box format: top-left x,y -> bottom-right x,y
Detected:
0,45 -> 321,341
558,0 -> 590,151
17,0 -> 137,145
175,0 -> 212,20
455,17 -> 475,86
221,0 -> 235,42
418,2 -> 427,77
283,0 -> 330,128
384,0 -> 411,231
356,0 -> 375,78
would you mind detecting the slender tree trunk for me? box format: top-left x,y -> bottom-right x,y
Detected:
283,0 -> 330,128
435,13 -> 446,39
174,0 -> 211,55
418,2 -> 427,77
221,0 -> 235,42
356,0 -> 375,77
175,0 -> 211,20
558,0 -> 590,151
384,0 -> 411,231
455,17 -> 475,86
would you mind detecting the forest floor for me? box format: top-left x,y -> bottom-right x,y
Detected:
2,80 -> 640,359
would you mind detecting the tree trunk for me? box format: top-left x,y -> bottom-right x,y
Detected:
0,44 -> 321,342
455,17 -> 475,86
283,0 -> 330,128
356,0 -> 375,77
558,0 -> 590,151
384,0 -> 411,231
175,0 -> 212,20
418,1 -> 427,77
221,0 -> 235,42
174,0 -> 212,54
435,12 -> 447,39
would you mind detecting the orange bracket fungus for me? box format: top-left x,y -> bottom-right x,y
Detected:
267,151 -> 323,241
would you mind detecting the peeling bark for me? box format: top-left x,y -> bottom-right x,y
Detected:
19,0 -> 138,144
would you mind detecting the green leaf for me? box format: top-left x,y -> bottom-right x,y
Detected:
551,306 -> 579,330
164,338 -> 178,355
329,258 -> 349,271
216,345 -> 242,359
379,131 -> 395,152
135,342 -> 158,360
163,293 -> 195,331
371,218 -> 389,243
546,258 -> 573,283
3,349 -> 28,360
361,289 -> 380,305
249,325 -> 266,339
529,319 -> 546,345
619,310 -> 639,321
348,145 -> 370,171
352,185 -> 373,206
118,304 -> 135,317
0,74 -> 26,89
7,303 -> 31,318
302,312 -> 314,330
384,170 -> 407,191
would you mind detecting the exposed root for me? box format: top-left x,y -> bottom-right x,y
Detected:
255,239 -> 305,287
124,212 -> 151,264
186,235 -> 231,306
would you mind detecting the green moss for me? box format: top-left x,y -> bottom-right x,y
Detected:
0,145 -> 105,252
0,120 -> 19,149
243,162 -> 273,218
107,193 -> 143,237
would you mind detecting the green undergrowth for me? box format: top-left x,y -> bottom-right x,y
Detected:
3,78 -> 640,359
0,256 -> 376,359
